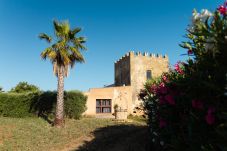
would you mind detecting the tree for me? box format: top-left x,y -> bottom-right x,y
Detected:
10,82 -> 40,93
39,20 -> 86,127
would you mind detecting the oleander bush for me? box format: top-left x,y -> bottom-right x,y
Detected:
140,2 -> 227,151
0,91 -> 87,119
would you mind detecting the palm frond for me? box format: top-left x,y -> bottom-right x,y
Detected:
53,20 -> 62,37
52,41 -> 65,50
48,51 -> 57,60
72,37 -> 87,50
41,47 -> 54,60
71,27 -> 81,34
41,47 -> 57,62
60,49 -> 71,65
53,20 -> 70,39
69,28 -> 81,39
78,43 -> 87,50
77,37 -> 86,43
39,33 -> 52,43
61,21 -> 70,35
69,46 -> 85,67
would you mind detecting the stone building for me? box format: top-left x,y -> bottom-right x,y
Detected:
84,51 -> 169,117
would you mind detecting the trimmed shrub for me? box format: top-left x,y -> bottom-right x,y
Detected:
65,91 -> 87,119
0,92 -> 39,117
0,90 -> 87,119
30,91 -> 56,117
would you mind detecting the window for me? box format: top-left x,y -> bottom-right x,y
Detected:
96,99 -> 111,113
146,70 -> 152,80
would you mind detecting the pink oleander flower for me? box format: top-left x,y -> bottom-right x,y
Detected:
174,62 -> 180,70
187,49 -> 193,55
192,99 -> 204,110
165,94 -> 175,105
159,118 -> 167,128
174,62 -> 184,75
162,75 -> 168,82
159,82 -> 165,87
205,107 -> 215,125
150,84 -> 158,94
218,5 -> 227,15
156,82 -> 168,95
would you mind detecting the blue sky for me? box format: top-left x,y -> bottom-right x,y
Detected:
0,0 -> 223,91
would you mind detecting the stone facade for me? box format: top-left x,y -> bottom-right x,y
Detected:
84,86 -> 132,116
84,51 -> 169,116
115,51 -> 169,106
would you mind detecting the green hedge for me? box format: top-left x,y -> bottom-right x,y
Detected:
0,91 -> 87,119
30,91 -> 56,118
0,92 -> 38,117
65,91 -> 87,119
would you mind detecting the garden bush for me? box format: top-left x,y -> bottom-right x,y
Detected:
30,91 -> 56,117
0,90 -> 87,119
64,90 -> 87,119
0,92 -> 39,117
30,90 -> 87,119
140,2 -> 227,151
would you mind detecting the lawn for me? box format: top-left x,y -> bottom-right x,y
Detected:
0,117 -> 148,151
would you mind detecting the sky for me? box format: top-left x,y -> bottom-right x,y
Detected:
0,0 -> 223,92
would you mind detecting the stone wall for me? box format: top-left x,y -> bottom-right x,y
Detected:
84,86 -> 132,116
114,53 -> 131,86
130,51 -> 169,106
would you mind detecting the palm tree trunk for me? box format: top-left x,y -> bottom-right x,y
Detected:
54,65 -> 65,127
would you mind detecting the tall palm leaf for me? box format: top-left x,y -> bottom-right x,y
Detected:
39,20 -> 86,127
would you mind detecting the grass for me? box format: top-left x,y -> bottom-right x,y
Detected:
127,114 -> 148,123
0,117 -> 147,151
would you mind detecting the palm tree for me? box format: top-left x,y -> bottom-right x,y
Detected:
39,20 -> 86,127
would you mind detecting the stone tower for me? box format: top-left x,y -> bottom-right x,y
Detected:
114,51 -> 169,106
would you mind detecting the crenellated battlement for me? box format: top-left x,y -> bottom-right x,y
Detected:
114,51 -> 168,64
114,52 -> 130,64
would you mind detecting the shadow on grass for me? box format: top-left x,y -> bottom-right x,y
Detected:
75,124 -> 150,151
